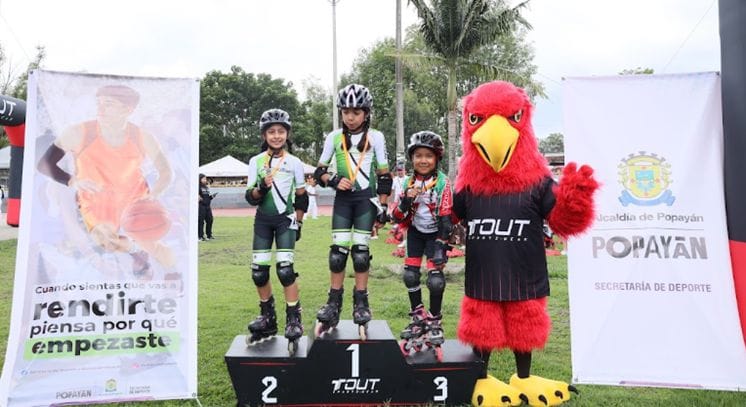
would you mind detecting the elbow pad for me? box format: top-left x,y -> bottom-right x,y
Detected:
294,191 -> 309,212
38,144 -> 71,186
376,172 -> 392,195
437,215 -> 453,241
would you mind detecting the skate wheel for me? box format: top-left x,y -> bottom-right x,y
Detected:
358,324 -> 367,341
288,340 -> 297,356
399,340 -> 411,356
434,346 -> 444,362
314,321 -> 324,338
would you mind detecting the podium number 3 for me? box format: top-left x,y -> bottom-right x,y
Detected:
433,376 -> 448,402
346,344 -> 360,377
261,376 -> 278,403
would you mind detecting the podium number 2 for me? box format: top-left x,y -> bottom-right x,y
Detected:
346,344 -> 360,377
261,376 -> 278,403
433,376 -> 448,402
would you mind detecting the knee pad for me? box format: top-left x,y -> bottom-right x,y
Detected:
276,261 -> 298,287
403,265 -> 421,289
251,264 -> 271,287
329,245 -> 349,273
351,244 -> 371,273
426,271 -> 446,295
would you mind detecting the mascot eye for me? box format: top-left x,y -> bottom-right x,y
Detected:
468,114 -> 482,125
510,110 -> 523,123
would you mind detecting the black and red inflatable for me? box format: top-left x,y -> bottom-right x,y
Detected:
720,0 -> 746,343
1,94 -> 25,227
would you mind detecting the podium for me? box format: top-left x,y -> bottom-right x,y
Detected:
225,320 -> 483,406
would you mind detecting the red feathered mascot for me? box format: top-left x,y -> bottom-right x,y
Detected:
453,81 -> 598,407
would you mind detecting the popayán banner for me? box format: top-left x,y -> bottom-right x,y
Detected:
0,70 -> 199,406
563,72 -> 746,390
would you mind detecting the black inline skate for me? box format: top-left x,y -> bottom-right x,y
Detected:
399,304 -> 428,356
425,312 -> 445,362
285,302 -> 303,355
352,289 -> 372,340
314,288 -> 343,338
247,296 -> 278,345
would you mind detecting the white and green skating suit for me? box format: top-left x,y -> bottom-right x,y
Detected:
318,128 -> 389,190
247,151 -> 307,216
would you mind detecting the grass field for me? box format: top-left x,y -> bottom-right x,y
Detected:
1,216 -> 745,406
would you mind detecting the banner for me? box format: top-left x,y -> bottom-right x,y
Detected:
0,70 -> 199,405
563,72 -> 746,390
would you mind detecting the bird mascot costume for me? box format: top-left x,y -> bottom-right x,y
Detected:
452,81 -> 599,407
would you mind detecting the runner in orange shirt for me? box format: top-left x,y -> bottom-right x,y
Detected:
38,84 -> 173,278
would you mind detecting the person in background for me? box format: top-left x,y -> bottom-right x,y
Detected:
198,173 -> 215,241
389,161 -> 408,244
305,175 -> 319,220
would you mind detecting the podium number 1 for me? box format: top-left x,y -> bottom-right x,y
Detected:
261,376 -> 278,403
346,344 -> 360,377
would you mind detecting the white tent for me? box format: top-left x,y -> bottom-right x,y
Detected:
199,154 -> 316,177
199,155 -> 248,177
0,146 -> 9,170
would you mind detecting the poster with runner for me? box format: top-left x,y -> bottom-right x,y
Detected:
0,69 -> 199,406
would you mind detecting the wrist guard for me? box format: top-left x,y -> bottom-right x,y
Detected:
376,172 -> 393,195
294,191 -> 309,212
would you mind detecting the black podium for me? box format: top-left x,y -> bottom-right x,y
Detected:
225,320 -> 483,406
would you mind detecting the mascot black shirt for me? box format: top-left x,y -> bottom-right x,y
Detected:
453,176 -> 556,301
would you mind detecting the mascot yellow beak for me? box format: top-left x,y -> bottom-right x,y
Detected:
471,115 -> 519,173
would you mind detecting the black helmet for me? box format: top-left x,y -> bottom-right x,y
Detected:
259,108 -> 292,132
337,84 -> 372,110
407,131 -> 445,161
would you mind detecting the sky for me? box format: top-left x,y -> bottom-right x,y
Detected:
0,0 -> 721,139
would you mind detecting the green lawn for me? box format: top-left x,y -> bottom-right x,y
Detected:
1,217 -> 745,406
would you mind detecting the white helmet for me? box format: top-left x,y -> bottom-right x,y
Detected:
337,84 -> 372,110
259,108 -> 292,132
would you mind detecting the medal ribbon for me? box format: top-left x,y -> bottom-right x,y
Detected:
341,133 -> 369,185
263,149 -> 286,178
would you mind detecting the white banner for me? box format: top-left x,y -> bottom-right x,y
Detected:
563,72 -> 746,390
0,70 -> 199,405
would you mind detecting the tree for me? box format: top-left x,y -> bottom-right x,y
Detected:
292,78 -> 332,164
10,46 -> 46,100
539,132 -> 563,154
619,67 -> 654,75
199,66 -> 301,164
341,38 -> 445,169
1,44 -> 46,148
408,0 -> 533,179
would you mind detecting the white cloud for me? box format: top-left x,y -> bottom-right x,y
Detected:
1,0 -> 720,137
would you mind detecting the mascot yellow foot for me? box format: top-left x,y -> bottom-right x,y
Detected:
471,375 -> 523,406
508,374 -> 578,406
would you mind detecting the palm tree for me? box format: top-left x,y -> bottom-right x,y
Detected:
408,0 -> 531,179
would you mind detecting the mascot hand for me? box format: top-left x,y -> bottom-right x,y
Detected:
548,162 -> 599,238
559,162 -> 599,196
